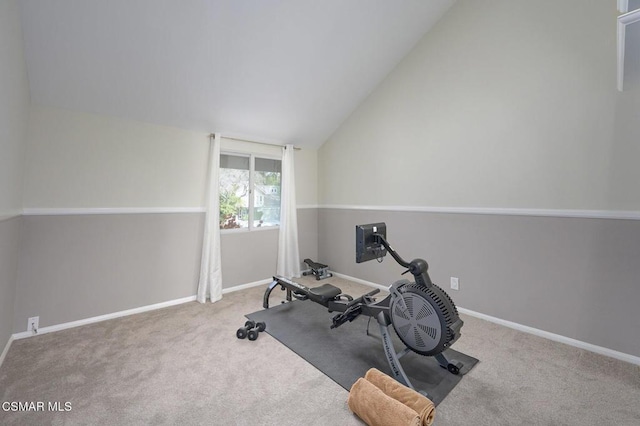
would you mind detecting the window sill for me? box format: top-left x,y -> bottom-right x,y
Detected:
220,226 -> 280,235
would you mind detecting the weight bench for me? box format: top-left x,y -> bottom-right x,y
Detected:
302,258 -> 333,280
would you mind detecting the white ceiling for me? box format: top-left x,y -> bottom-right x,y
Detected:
19,0 -> 454,148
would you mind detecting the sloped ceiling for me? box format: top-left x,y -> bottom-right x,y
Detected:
19,0 -> 454,148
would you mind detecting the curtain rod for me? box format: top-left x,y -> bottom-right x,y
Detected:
210,133 -> 301,150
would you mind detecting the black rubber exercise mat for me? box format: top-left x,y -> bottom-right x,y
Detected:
246,299 -> 479,405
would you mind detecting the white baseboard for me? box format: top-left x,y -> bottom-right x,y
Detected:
0,335 -> 14,368
456,307 -> 640,366
12,295 -> 197,341
331,272 -> 390,292
333,272 -> 640,366
9,272 -> 636,368
222,278 -> 273,294
9,279 -> 272,344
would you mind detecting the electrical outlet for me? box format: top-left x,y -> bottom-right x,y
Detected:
450,277 -> 459,291
28,316 -> 39,333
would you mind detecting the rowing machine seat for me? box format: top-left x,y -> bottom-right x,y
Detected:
308,283 -> 342,306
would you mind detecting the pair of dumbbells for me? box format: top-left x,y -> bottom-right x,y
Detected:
236,320 -> 266,341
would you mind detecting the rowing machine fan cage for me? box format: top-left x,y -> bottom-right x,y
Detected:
390,283 -> 461,356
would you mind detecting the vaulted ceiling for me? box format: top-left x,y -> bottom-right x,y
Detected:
19,0 -> 454,148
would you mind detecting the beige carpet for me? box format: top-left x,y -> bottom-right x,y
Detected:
1,276 -> 639,425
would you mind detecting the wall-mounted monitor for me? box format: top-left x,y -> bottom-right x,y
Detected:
355,222 -> 387,263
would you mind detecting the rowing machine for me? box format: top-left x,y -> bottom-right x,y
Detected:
262,223 -> 464,391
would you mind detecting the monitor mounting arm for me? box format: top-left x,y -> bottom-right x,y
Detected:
373,233 -> 433,288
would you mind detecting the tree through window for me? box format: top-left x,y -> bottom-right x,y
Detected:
219,154 -> 281,230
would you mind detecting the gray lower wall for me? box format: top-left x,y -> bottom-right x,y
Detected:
221,229 -> 278,289
0,216 -> 21,351
297,208 -> 318,266
12,208 -> 318,333
14,213 -> 205,332
318,208 -> 640,358
220,207 -> 317,288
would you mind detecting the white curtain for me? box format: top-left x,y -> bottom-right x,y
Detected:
197,134 -> 223,303
276,144 -> 301,278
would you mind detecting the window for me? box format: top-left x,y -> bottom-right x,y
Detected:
219,153 -> 281,230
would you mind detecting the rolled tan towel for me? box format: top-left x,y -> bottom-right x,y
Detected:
364,368 -> 436,426
348,377 -> 422,426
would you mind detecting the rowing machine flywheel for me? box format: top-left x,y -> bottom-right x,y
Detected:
390,283 -> 462,356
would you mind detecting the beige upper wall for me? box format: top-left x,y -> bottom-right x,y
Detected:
0,0 -> 30,218
293,147 -> 318,206
24,105 -> 210,209
23,105 -> 318,208
319,0 -> 639,211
